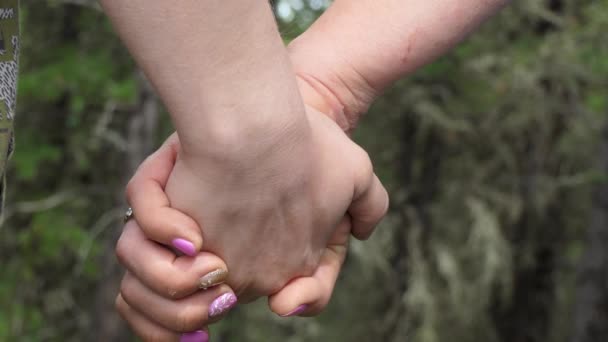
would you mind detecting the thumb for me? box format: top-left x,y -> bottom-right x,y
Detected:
348,148 -> 389,240
268,215 -> 351,317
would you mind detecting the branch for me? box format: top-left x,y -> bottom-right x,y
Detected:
2,191 -> 76,222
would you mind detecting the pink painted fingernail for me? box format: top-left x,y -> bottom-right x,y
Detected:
280,304 -> 308,317
172,238 -> 196,256
180,330 -> 209,342
208,293 -> 237,318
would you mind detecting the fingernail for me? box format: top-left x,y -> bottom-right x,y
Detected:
172,238 -> 196,256
180,330 -> 209,342
199,268 -> 228,290
280,304 -> 308,317
209,293 -> 237,318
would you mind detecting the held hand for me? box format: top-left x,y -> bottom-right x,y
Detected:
119,44 -> 389,341
117,136 -> 236,341
163,102 -> 388,302
118,120 -> 385,338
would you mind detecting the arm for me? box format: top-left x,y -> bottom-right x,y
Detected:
98,0 -> 308,159
101,0 -> 387,319
113,0 -> 509,337
290,0 -> 510,131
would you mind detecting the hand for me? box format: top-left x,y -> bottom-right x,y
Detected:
116,136 -> 236,341
117,130 -> 364,340
162,99 -> 387,302
118,39 -> 389,342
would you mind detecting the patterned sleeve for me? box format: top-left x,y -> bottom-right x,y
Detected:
0,0 -> 19,220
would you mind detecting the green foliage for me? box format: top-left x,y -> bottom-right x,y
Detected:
1,2 -> 136,340
11,132 -> 62,181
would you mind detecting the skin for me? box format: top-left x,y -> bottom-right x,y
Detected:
111,0 -> 511,339
100,0 -> 388,298
291,0 -> 511,131
98,0 -> 309,155
118,131 -> 354,340
100,1 -> 387,340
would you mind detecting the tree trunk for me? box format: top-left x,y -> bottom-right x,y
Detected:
571,122 -> 608,342
493,122 -> 567,342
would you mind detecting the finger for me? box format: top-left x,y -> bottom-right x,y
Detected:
349,149 -> 389,240
117,294 -> 212,342
268,215 -> 351,317
116,220 -> 229,299
116,293 -> 181,342
120,272 -> 237,332
126,133 -> 203,255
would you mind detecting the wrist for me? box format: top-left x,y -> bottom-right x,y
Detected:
288,39 -> 378,134
178,109 -> 312,172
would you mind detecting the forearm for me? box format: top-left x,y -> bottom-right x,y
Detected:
289,0 -> 509,128
99,0 -> 307,157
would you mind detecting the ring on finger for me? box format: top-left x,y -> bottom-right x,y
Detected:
124,207 -> 134,223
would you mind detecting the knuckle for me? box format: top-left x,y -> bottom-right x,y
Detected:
355,145 -> 372,166
353,146 -> 374,179
114,295 -> 126,315
119,276 -> 133,301
372,186 -> 390,222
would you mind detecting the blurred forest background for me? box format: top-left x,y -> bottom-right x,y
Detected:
1,0 -> 607,341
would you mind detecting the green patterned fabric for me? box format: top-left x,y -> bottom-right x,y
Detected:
0,0 -> 19,218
